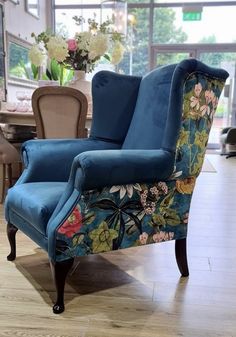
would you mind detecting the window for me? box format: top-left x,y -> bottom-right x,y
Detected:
53,1 -> 236,76
0,4 -> 6,101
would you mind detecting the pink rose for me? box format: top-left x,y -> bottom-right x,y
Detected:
58,207 -> 82,238
67,39 -> 77,52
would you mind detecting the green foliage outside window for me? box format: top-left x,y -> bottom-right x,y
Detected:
118,7 -> 188,76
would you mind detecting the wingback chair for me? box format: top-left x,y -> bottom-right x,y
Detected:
32,86 -> 88,138
5,59 -> 228,314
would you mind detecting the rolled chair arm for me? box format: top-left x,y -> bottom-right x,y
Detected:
17,138 -> 121,184
74,149 -> 175,190
47,148 -> 175,258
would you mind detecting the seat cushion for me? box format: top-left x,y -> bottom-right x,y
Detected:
7,182 -> 67,235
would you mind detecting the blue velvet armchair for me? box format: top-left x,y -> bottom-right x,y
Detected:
5,59 -> 228,314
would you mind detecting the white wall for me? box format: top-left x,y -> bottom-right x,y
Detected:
4,0 -> 49,43
2,0 -> 51,102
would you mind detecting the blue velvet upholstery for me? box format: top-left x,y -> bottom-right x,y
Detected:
7,182 -> 67,235
122,64 -> 177,150
90,71 -> 141,143
5,59 -> 228,267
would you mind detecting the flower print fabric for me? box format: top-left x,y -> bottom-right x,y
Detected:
55,72 -> 225,261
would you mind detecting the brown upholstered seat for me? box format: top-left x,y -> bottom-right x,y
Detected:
32,86 -> 88,139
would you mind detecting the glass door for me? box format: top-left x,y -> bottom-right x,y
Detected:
198,52 -> 236,147
151,44 -> 236,148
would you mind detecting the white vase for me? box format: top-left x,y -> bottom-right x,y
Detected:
68,70 -> 92,120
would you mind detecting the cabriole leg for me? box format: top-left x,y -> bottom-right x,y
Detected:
7,223 -> 18,261
50,258 -> 74,314
175,238 -> 189,277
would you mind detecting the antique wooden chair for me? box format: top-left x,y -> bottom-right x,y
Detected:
32,86 -> 88,138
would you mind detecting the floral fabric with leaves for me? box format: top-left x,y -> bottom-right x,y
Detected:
55,72 -> 225,261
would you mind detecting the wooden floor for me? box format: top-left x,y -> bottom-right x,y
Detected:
1,154 -> 236,337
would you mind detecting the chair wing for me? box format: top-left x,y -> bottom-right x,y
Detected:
32,86 -> 88,139
5,59 -> 229,313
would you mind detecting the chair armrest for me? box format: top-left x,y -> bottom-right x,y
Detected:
17,138 -> 120,183
221,126 -> 233,135
47,148 -> 175,257
226,128 -> 236,144
73,149 -> 175,190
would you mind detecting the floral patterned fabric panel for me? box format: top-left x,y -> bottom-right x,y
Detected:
175,72 -> 225,178
55,73 -> 225,261
56,180 -> 193,261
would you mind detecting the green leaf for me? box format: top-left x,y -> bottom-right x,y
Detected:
31,64 -> 39,80
126,224 -> 138,235
50,59 -> 60,81
152,213 -> 166,226
103,54 -> 111,61
84,212 -> 95,225
46,68 -> 52,80
164,208 -> 180,225
42,73 -> 49,80
160,189 -> 175,208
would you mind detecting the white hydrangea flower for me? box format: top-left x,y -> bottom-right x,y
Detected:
47,36 -> 68,62
28,43 -> 46,67
88,33 -> 109,60
76,31 -> 92,51
111,41 -> 125,65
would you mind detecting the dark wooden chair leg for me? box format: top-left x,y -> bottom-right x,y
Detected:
175,238 -> 189,277
50,258 -> 74,314
7,223 -> 18,261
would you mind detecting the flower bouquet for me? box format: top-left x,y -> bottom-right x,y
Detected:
29,16 -> 125,85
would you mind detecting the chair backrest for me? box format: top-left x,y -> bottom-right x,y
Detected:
122,63 -> 178,150
32,86 -> 88,139
90,71 -> 141,144
122,59 -> 228,180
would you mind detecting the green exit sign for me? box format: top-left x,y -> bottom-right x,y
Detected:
183,11 -> 202,21
182,5 -> 203,21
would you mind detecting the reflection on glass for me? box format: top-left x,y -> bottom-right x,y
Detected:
199,53 -> 236,145
119,8 -> 150,76
8,38 -> 34,81
26,0 -> 39,18
55,8 -> 101,37
155,52 -> 189,68
153,6 -> 236,44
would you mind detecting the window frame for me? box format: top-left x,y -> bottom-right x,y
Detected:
0,3 -> 6,101
25,0 -> 40,19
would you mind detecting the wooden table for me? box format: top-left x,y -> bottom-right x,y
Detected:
0,109 -> 92,134
0,110 -> 35,126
